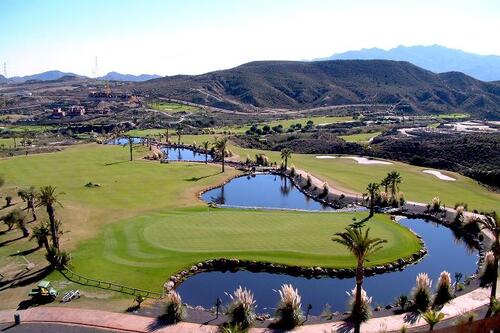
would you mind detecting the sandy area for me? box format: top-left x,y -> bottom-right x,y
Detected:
341,156 -> 393,165
315,155 -> 337,159
423,169 -> 456,181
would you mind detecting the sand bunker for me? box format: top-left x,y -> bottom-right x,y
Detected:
341,157 -> 393,165
316,156 -> 337,159
423,170 -> 456,181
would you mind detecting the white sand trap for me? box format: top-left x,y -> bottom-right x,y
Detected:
316,156 -> 337,159
341,156 -> 393,165
423,170 -> 456,181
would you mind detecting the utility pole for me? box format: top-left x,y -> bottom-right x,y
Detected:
92,56 -> 99,78
3,62 -> 6,77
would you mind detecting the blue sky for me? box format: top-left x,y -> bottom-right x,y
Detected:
1,0 -> 499,77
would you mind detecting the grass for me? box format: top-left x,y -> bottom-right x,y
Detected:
0,143 -> 420,304
228,146 -> 500,213
435,113 -> 470,119
146,101 -> 200,113
0,125 -> 54,133
0,138 -> 16,148
340,131 -> 382,143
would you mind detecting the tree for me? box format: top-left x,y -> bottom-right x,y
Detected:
332,226 -> 386,333
37,186 -> 62,249
176,129 -> 182,145
280,148 -> 292,170
3,209 -> 27,236
127,136 -> 134,161
18,186 -> 38,221
202,141 -> 210,164
365,183 -> 380,217
476,211 -> 499,316
387,171 -> 402,202
213,137 -> 229,172
30,222 -> 51,253
421,309 -> 445,331
380,176 -> 390,193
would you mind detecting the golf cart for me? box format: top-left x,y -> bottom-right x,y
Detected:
28,280 -> 58,301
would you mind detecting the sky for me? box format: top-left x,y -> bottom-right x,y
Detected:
1,0 -> 499,77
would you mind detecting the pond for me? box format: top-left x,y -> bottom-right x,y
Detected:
176,218 -> 478,314
106,137 -> 143,145
202,174 -> 335,211
161,147 -> 212,162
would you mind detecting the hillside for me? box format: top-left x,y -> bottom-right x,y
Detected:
98,72 -> 161,82
136,60 -> 500,119
316,45 -> 500,82
7,70 -> 84,83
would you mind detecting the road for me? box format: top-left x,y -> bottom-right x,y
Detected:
0,323 -> 127,333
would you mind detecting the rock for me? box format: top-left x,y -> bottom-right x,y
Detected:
190,266 -> 198,272
385,304 -> 393,310
165,281 -> 175,290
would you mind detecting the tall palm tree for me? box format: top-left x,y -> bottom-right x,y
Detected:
365,183 -> 380,217
280,148 -> 292,170
380,176 -> 390,193
127,136 -> 134,161
213,137 -> 229,172
332,226 -> 387,333
387,171 -> 402,201
37,186 -> 62,249
176,129 -> 182,145
477,211 -> 499,316
202,141 -> 210,164
18,186 -> 38,221
30,222 -> 51,253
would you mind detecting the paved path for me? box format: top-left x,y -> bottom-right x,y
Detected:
0,283 -> 495,333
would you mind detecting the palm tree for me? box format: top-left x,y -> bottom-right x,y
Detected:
476,211 -> 499,316
421,309 -> 445,331
213,137 -> 229,172
387,171 -> 402,201
380,176 -> 390,193
332,226 -> 387,333
365,183 -> 380,217
127,136 -> 134,161
176,129 -> 182,145
18,186 -> 38,220
37,186 -> 62,249
165,129 -> 169,143
280,148 -> 292,170
202,141 -> 210,164
30,222 -> 51,252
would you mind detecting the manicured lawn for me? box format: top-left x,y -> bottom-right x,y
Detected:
0,143 -> 420,297
340,131 -> 382,143
228,146 -> 500,213
146,101 -> 200,113
70,208 -> 419,290
0,138 -> 15,147
0,125 -> 54,133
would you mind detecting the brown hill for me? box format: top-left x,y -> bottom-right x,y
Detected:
136,60 -> 500,119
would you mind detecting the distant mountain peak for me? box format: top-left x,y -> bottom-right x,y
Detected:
98,72 -> 161,82
315,45 -> 500,81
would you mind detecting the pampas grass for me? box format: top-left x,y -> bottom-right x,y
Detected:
480,251 -> 497,287
346,286 -> 372,323
412,273 -> 433,311
275,284 -> 304,328
434,271 -> 453,305
163,291 -> 185,324
226,286 -> 256,328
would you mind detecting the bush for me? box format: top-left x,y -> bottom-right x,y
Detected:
46,246 -> 71,269
322,183 -> 329,197
434,271 -> 453,306
290,165 -> 296,177
395,294 -> 409,311
5,195 -> 12,206
412,273 -> 432,311
479,251 -> 497,287
347,287 -> 372,323
163,291 -> 185,324
226,286 -> 256,328
275,284 -> 304,329
429,197 -> 442,212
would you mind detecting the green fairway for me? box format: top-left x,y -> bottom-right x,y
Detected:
340,131 -> 382,143
146,101 -> 201,113
0,143 -> 421,296
228,146 -> 500,213
70,208 -> 419,289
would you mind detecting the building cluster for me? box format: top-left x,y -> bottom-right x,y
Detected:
50,105 -> 86,119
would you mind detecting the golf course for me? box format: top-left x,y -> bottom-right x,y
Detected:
0,139 -> 497,309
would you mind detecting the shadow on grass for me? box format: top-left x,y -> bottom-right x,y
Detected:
184,172 -> 220,182
0,235 -> 25,247
104,160 -> 128,166
9,246 -> 39,257
0,265 -> 53,292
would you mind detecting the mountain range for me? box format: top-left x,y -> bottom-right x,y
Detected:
137,59 -> 500,119
315,45 -> 500,81
0,70 -> 161,84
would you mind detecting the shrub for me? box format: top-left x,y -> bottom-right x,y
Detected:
322,183 -> 329,197
454,311 -> 475,326
275,284 -> 304,329
398,192 -> 406,206
320,303 -> 333,320
163,291 -> 185,324
395,294 -> 409,311
5,195 -> 12,206
305,174 -> 312,188
479,251 -> 497,287
226,286 -> 256,328
290,165 -> 296,177
412,273 -> 432,311
429,197 -> 441,212
454,206 -> 465,223
421,309 -> 445,331
434,271 -> 453,305
135,295 -> 145,308
347,287 -> 372,323
46,246 -> 71,269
